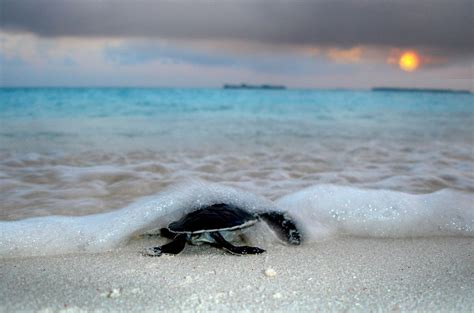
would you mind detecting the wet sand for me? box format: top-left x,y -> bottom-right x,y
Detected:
1,237 -> 473,312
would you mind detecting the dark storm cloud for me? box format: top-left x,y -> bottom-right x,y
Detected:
1,0 -> 472,52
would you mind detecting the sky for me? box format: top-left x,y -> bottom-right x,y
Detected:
0,0 -> 472,89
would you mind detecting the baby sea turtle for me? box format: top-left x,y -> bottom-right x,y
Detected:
144,203 -> 301,256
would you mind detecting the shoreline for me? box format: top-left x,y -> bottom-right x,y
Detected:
1,237 -> 472,312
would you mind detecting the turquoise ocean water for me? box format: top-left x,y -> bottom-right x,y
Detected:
1,88 -> 472,153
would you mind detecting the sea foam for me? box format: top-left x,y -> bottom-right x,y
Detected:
0,182 -> 472,258
277,185 -> 473,240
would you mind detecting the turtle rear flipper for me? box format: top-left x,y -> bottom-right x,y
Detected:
211,232 -> 265,255
259,211 -> 301,245
144,234 -> 187,256
160,228 -> 178,239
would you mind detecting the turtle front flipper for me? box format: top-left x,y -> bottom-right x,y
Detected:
210,232 -> 265,255
143,234 -> 188,256
258,211 -> 302,245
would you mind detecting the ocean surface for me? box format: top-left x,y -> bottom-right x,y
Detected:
0,88 -> 473,257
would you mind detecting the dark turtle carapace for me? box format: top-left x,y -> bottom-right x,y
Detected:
144,203 -> 301,256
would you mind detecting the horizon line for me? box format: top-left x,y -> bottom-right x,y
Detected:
0,86 -> 472,93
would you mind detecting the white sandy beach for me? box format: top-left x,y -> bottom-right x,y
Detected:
1,237 -> 473,312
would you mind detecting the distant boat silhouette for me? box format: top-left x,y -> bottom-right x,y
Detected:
372,87 -> 470,94
223,83 -> 286,90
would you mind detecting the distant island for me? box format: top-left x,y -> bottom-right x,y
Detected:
223,83 -> 286,90
372,87 -> 471,94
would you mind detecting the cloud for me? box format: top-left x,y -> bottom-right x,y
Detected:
1,0 -> 472,55
0,30 -> 338,77
1,1 -> 472,90
326,47 -> 363,64
104,42 -> 237,67
104,40 -> 328,75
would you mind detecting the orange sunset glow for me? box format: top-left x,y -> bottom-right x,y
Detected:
399,51 -> 420,72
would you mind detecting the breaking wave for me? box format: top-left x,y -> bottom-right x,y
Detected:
1,181 -> 472,258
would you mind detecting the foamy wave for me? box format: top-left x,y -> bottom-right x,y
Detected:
1,182 -> 472,258
0,182 -> 273,258
277,185 -> 473,240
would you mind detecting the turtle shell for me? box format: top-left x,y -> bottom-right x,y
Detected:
168,203 -> 258,234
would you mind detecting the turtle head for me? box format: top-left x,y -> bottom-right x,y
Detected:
258,211 -> 302,245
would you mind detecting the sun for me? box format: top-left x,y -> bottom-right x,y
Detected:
399,51 -> 420,72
